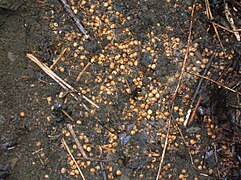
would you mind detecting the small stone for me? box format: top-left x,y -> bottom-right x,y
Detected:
0,114 -> 6,125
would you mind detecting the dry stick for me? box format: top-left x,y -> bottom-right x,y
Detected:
61,138 -> 86,180
75,157 -> 115,162
155,105 -> 172,180
224,3 -> 240,41
188,95 -> 202,125
27,54 -> 99,109
190,72 -> 241,95
98,146 -> 107,180
205,0 -> 225,51
28,57 -> 94,114
212,22 -> 241,33
173,122 -> 197,169
100,161 -> 107,180
61,109 -> 74,121
58,0 -> 89,39
172,1 -> 196,100
67,124 -> 88,158
156,3 -> 197,179
184,50 -> 216,126
76,62 -> 91,82
50,48 -> 68,69
213,144 -> 221,179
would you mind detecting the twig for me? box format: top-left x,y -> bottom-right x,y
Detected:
100,162 -> 107,180
184,49 -> 216,126
37,154 -> 45,165
156,110 -> 171,180
157,2 -> 197,179
205,0 -> 225,51
50,48 -> 68,69
58,0 -> 89,39
124,78 -> 131,93
172,1 -> 196,100
27,54 -> 99,109
32,148 -> 43,155
173,122 -> 197,169
224,3 -> 240,41
98,146 -> 107,180
187,95 -> 202,125
67,124 -> 88,158
76,62 -> 91,82
212,21 -> 241,33
75,157 -> 116,162
61,138 -> 86,180
213,144 -> 221,179
189,72 -> 241,95
61,109 -> 74,121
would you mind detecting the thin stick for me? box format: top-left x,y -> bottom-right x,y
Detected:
61,138 -> 86,180
124,78 -> 131,93
157,3 -> 197,179
100,162 -> 107,180
212,22 -> 241,33
61,109 -> 74,121
213,144 -> 221,179
173,122 -> 197,169
76,62 -> 91,82
50,48 -> 68,69
184,50 -> 216,126
98,146 -> 107,180
189,72 -> 241,95
224,3 -> 240,41
191,50 -> 216,105
67,124 -> 88,158
172,1 -> 196,100
58,0 -> 89,39
27,54 -> 99,108
156,106 -> 172,180
205,0 -> 225,51
188,95 -> 202,125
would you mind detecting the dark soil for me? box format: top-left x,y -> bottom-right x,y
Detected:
0,0 -> 240,179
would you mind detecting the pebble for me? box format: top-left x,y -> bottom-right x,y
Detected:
0,114 -> 6,125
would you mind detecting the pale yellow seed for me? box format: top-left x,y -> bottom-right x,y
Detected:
47,96 -> 52,104
69,171 -> 75,176
147,109 -> 152,115
73,9 -> 78,14
179,174 -> 185,179
69,160 -> 74,166
86,146 -> 92,152
90,168 -> 95,173
61,167 -> 66,174
103,2 -> 108,7
65,132 -> 70,137
19,111 -> 25,117
174,106 -> 179,111
59,67 -> 65,72
110,24 -> 115,29
190,139 -> 196,145
116,170 -> 122,176
164,111 -> 170,117
110,62 -> 115,69
76,120 -> 82,124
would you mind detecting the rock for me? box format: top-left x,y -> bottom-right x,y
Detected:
0,0 -> 23,11
8,52 -> 17,62
0,114 -> 6,125
0,164 -> 10,179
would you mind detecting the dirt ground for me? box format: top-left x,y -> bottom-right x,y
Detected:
0,0 -> 240,179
